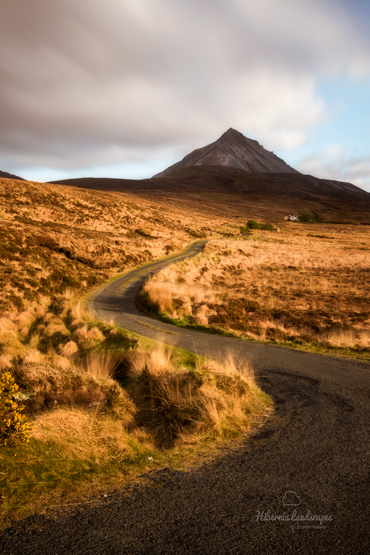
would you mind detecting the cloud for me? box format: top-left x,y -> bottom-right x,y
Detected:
296,146 -> 370,191
0,0 -> 370,174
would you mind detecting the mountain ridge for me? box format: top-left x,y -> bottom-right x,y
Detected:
154,128 -> 299,177
49,128 -> 370,223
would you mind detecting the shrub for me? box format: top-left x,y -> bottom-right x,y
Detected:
246,219 -> 260,229
298,210 -> 311,223
260,223 -> 274,231
0,371 -> 30,445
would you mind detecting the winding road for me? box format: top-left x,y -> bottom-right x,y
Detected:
2,240 -> 370,554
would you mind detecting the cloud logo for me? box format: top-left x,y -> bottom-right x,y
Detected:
282,491 -> 301,506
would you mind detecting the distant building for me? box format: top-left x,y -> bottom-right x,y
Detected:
284,215 -> 300,222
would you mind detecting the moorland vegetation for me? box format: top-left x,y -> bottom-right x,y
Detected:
0,178 -> 271,522
141,224 -> 370,357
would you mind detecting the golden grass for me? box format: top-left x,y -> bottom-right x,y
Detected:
73,325 -> 104,348
59,340 -> 79,358
0,318 -> 17,337
142,224 -> 370,353
30,407 -> 138,461
84,351 -> 123,380
0,175 -> 218,320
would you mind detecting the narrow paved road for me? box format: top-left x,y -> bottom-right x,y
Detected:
2,241 -> 370,554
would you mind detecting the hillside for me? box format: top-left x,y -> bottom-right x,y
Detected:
0,170 -> 24,181
51,128 -> 370,223
52,166 -> 370,224
0,177 -> 219,316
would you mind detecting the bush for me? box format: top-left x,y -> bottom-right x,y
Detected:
0,371 -> 30,446
260,223 -> 274,231
246,219 -> 260,229
298,210 -> 311,223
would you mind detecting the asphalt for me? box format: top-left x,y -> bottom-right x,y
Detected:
1,240 -> 370,554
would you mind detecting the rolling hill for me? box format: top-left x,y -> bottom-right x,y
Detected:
0,170 -> 24,181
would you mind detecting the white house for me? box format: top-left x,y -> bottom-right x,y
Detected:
284,215 -> 299,222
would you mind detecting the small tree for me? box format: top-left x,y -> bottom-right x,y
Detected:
246,219 -> 260,229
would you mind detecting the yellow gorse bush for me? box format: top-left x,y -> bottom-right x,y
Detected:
0,371 -> 30,445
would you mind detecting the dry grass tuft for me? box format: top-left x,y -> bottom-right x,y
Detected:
142,282 -> 174,313
59,340 -> 79,358
73,326 -> 104,348
15,311 -> 34,330
0,318 -> 18,338
327,329 -> 370,349
84,351 -> 123,380
128,345 -> 271,446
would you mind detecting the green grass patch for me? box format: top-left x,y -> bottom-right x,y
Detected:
0,434 -> 161,521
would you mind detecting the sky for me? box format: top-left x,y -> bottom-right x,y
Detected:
1,0 -> 370,191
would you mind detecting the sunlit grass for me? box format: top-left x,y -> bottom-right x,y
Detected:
141,226 -> 370,357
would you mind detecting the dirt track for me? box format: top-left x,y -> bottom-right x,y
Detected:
1,240 -> 370,554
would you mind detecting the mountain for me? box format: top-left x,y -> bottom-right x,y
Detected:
154,128 -> 299,177
52,165 -> 370,224
0,170 -> 24,181
51,129 -> 370,224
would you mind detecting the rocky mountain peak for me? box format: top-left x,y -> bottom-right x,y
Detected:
221,127 -> 247,139
154,129 -> 298,177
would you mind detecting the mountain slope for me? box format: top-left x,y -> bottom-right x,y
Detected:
52,165 -> 370,224
0,170 -> 24,181
154,128 -> 298,177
